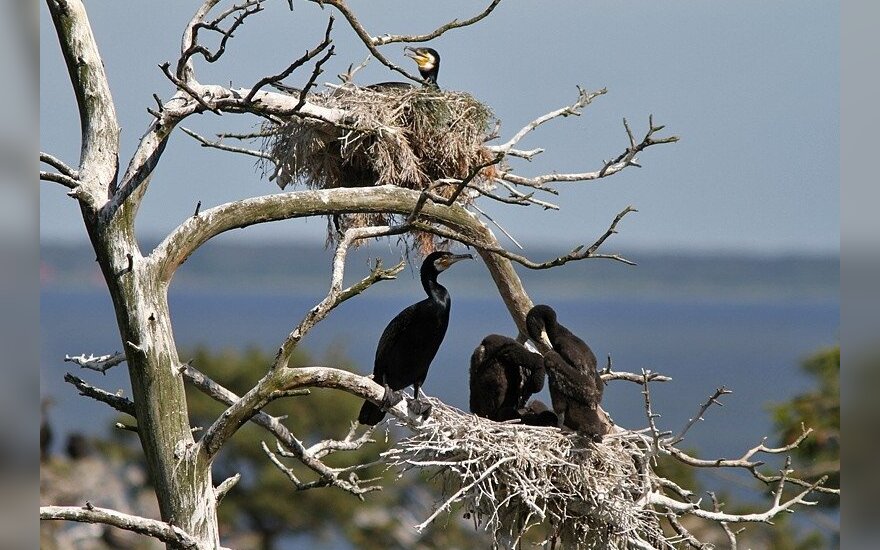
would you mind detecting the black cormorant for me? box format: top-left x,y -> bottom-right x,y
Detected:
364,47 -> 441,91
526,304 -> 604,402
276,46 -> 442,95
469,334 -> 545,421
403,46 -> 441,88
358,251 -> 472,425
542,350 -> 607,438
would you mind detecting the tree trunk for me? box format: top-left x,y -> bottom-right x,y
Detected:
87,211 -> 220,548
48,0 -> 220,545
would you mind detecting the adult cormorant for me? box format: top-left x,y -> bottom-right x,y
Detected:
469,334 -> 545,421
403,46 -> 441,88
358,251 -> 472,425
526,304 -> 604,403
364,46 -> 442,91
542,350 -> 607,438
277,46 -> 442,95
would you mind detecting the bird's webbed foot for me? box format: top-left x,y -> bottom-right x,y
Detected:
380,385 -> 404,410
408,396 -> 432,418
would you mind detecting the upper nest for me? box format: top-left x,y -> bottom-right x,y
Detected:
265,84 -> 495,191
382,398 -> 668,549
261,85 -> 496,253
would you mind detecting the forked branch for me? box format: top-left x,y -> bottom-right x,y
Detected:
182,361 -> 381,496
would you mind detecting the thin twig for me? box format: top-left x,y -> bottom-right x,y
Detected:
245,17 -> 334,104
668,387 -> 732,446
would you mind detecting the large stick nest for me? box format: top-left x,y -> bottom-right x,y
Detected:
383,398 -> 668,549
262,85 -> 497,254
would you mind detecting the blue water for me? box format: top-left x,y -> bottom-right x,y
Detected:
41,285 -> 838,463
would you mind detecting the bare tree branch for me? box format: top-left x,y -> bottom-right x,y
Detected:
64,351 -> 126,374
183,360 -> 397,495
40,151 -> 79,178
370,0 -> 503,45
214,473 -> 240,504
272,231 -> 405,371
646,473 -> 826,523
244,17 -> 335,104
317,3 -> 419,83
487,86 -> 607,154
40,170 -> 80,190
262,441 -> 381,496
179,0 -> 265,74
495,115 -> 679,188
64,373 -> 136,417
408,205 -> 638,269
40,505 -> 200,548
640,369 -> 666,451
180,127 -> 272,160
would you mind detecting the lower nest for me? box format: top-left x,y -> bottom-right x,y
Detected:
383,398 -> 669,549
260,85 -> 497,254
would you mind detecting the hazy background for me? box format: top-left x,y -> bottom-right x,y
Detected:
38,1 -> 844,548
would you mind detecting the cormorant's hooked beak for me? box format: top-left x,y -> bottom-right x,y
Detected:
435,252 -> 473,271
404,46 -> 432,68
447,253 -> 473,265
403,46 -> 420,60
537,329 -> 552,349
526,329 -> 552,350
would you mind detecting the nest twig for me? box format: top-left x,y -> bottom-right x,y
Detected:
382,398 -> 669,549
261,84 -> 496,254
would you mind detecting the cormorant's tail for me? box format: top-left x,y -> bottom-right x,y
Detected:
358,400 -> 386,426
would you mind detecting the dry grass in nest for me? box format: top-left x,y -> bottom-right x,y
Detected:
382,398 -> 669,549
261,85 -> 496,254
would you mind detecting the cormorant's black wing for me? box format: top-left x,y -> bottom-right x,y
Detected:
374,298 -> 448,390
494,342 -> 545,405
469,339 -> 510,419
553,326 -> 604,402
544,351 -> 601,407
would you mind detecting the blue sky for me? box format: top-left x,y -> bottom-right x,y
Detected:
40,1 -> 839,254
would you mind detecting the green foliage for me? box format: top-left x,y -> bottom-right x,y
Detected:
771,346 -> 840,501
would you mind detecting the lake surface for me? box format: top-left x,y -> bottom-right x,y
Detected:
40,254 -> 838,462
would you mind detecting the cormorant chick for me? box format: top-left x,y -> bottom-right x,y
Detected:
358,251 -> 472,425
526,304 -> 604,403
518,399 -> 560,427
469,334 -> 545,421
543,350 -> 608,439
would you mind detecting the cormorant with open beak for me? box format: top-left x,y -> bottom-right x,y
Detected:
404,46 -> 441,88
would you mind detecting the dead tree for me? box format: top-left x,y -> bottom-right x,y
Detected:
41,1 -> 834,548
